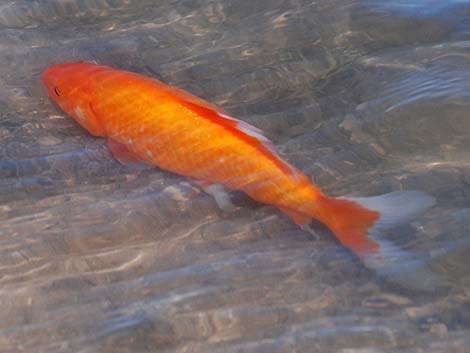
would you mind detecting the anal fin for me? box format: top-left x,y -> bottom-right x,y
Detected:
107,138 -> 153,170
279,206 -> 311,226
279,206 -> 319,238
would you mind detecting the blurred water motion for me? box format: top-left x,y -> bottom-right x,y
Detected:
1,0 -> 470,352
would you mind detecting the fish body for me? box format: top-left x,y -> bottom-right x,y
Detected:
42,62 -> 434,259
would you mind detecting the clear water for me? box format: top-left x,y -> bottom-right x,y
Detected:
1,0 -> 470,352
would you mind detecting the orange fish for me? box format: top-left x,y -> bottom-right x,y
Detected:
42,62 -> 434,262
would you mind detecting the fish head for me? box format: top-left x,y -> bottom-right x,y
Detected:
42,61 -> 106,136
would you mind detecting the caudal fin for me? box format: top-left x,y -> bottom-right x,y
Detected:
345,191 -> 435,234
319,190 -> 435,257
320,190 -> 444,290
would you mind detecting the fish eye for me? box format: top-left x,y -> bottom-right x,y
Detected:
54,87 -> 61,97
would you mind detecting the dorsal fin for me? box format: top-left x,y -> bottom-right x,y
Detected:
159,84 -> 273,144
163,85 -> 298,177
215,111 -> 275,151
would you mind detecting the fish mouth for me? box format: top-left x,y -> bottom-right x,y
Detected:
42,63 -> 71,95
42,61 -> 90,98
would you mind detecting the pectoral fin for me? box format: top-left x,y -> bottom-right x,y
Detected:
191,179 -> 236,212
107,138 -> 153,170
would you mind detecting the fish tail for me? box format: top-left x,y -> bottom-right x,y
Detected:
315,195 -> 381,255
315,190 -> 436,258
319,190 -> 446,291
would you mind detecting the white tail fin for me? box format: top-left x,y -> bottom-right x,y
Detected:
362,236 -> 447,291
345,190 -> 435,233
343,191 -> 446,291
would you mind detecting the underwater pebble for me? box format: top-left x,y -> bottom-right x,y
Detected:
429,323 -> 448,338
37,136 -> 62,146
362,293 -> 412,308
0,127 -> 12,140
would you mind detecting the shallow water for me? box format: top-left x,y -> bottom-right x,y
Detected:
1,0 -> 470,352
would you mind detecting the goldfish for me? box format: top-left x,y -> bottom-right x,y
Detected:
42,61 -> 435,265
